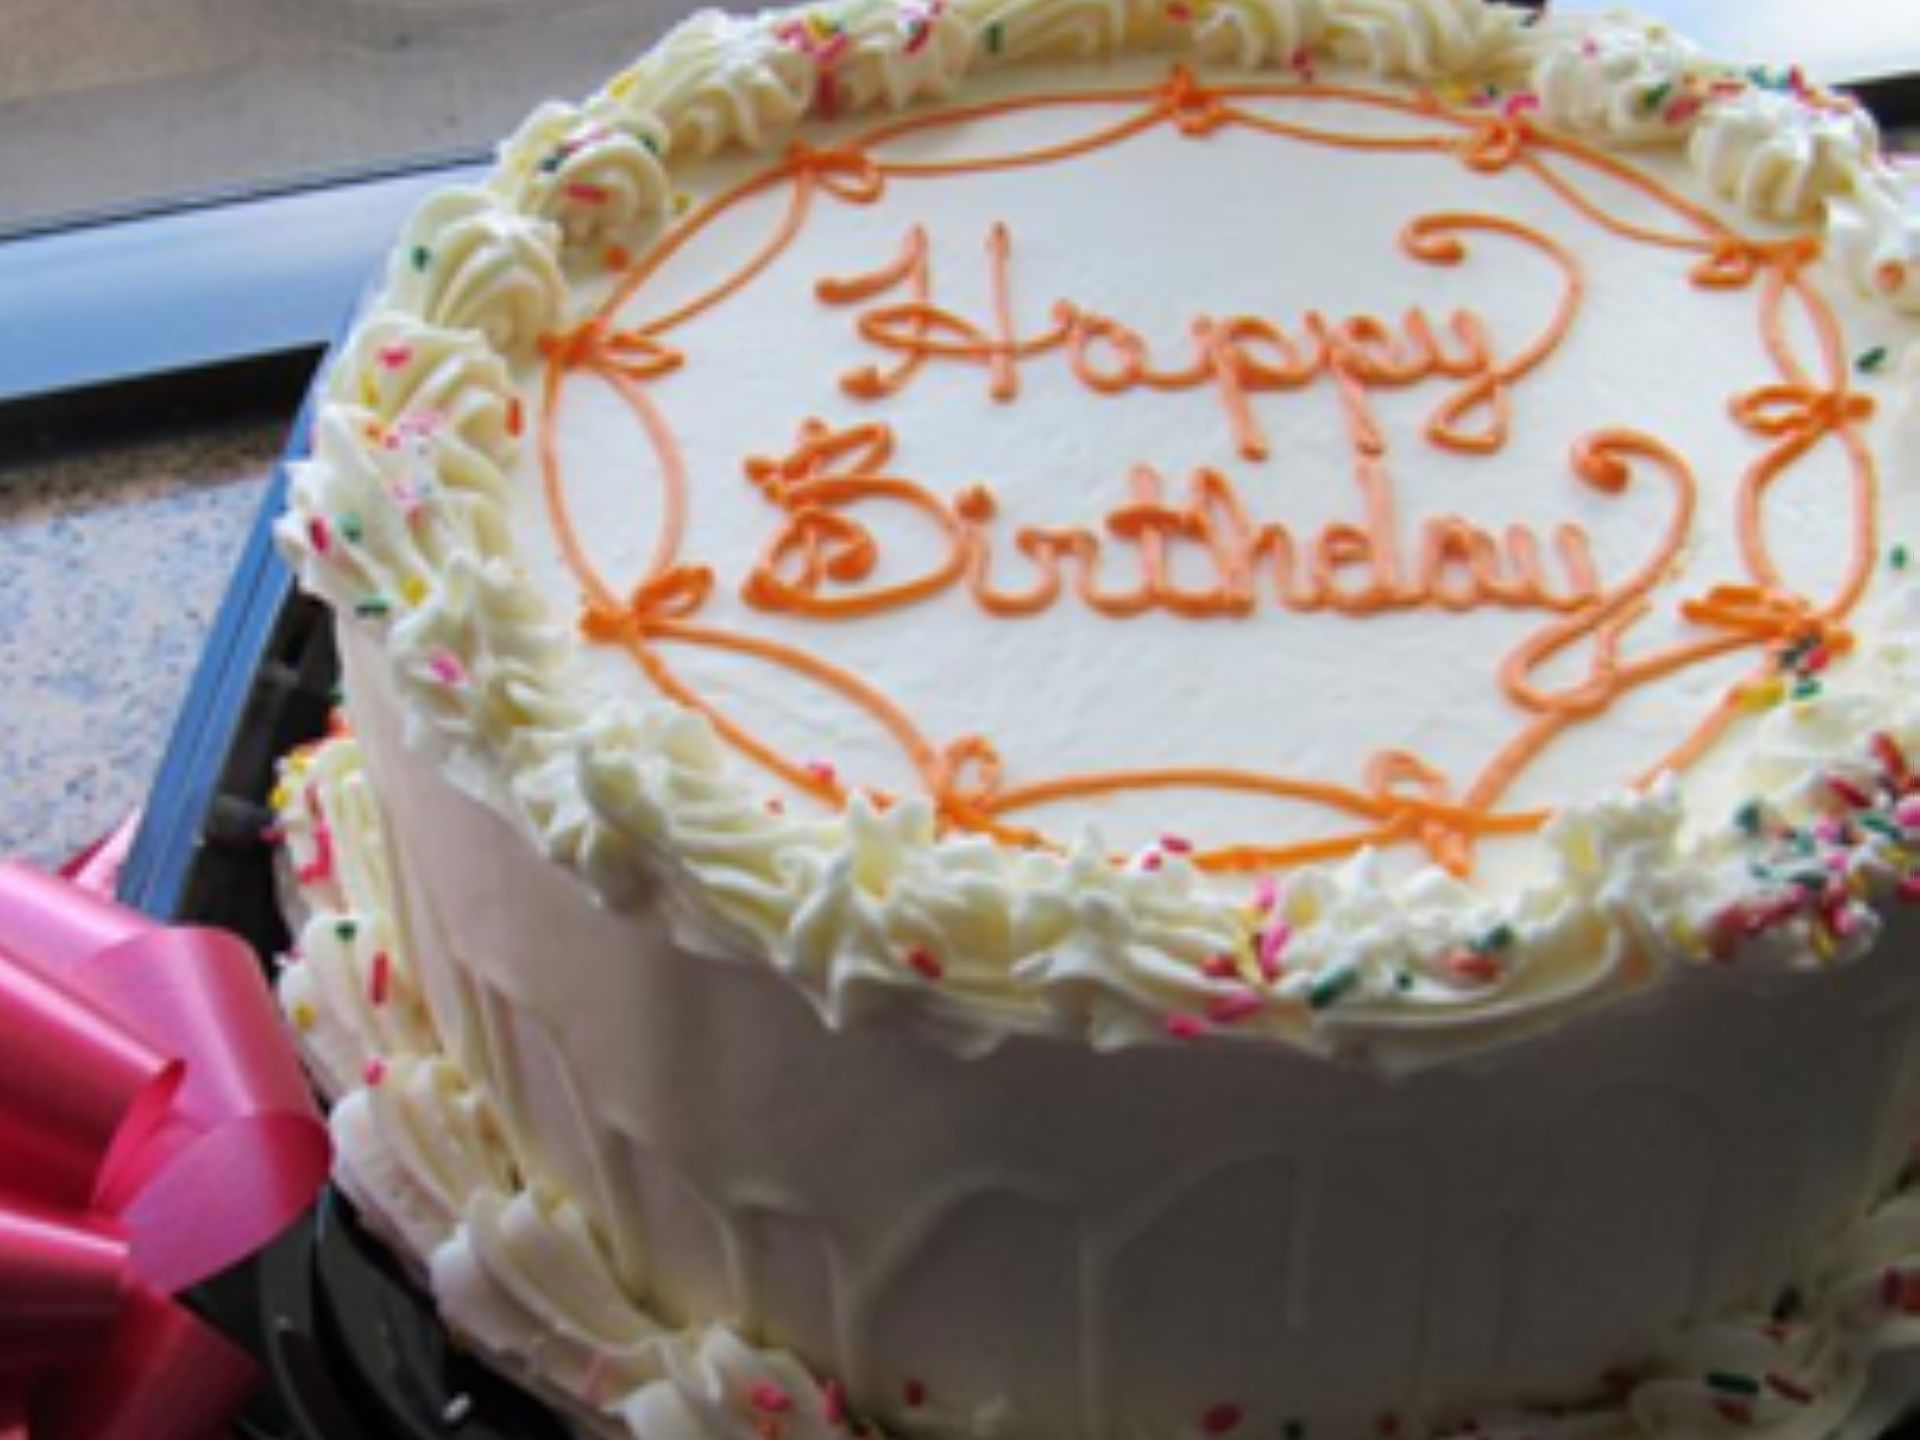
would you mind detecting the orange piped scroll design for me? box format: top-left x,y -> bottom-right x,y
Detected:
537,66 -> 1879,877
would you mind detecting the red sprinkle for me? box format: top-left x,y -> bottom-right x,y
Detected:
1202,953 -> 1239,980
1713,1398 -> 1753,1426
1142,852 -> 1164,872
1164,1012 -> 1208,1040
565,181 -> 611,205
820,1379 -> 847,1427
295,824 -> 335,887
1206,990 -> 1263,1025
1766,1372 -> 1814,1405
369,951 -> 393,1006
506,396 -> 525,437
363,1057 -> 388,1087
377,343 -> 412,370
1874,732 -> 1913,786
1897,798 -> 1920,830
1201,1403 -> 1244,1435
1900,874 -> 1920,904
905,945 -> 944,982
903,1379 -> 927,1409
1251,877 -> 1279,913
748,1382 -> 792,1415
1444,950 -> 1503,985
604,244 -> 633,271
805,760 -> 837,788
308,515 -> 332,554
1827,775 -> 1873,810
1255,921 -> 1291,981
1160,833 -> 1194,854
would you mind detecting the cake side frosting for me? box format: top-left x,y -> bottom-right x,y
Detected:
281,0 -> 1920,1065
276,713 -> 1920,1440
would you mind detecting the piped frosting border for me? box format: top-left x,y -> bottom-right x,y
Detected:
279,0 -> 1920,1063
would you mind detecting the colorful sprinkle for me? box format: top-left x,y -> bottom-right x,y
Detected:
1766,1372 -> 1814,1404
1827,776 -> 1873,810
749,1382 -> 793,1414
1858,346 -> 1890,373
1894,543 -> 1911,570
507,396 -> 525,437
604,244 -> 634,271
340,512 -> 364,544
335,917 -> 359,942
1642,80 -> 1673,113
986,20 -> 1004,51
1206,989 -> 1263,1025
1705,1371 -> 1760,1398
566,181 -> 611,205
290,1000 -> 316,1031
1160,833 -> 1193,854
905,945 -> 944,982
411,245 -> 431,271
377,343 -> 413,370
1201,1403 -> 1244,1435
308,515 -> 332,554
363,1057 -> 388,1087
1202,952 -> 1240,979
354,596 -> 391,620
1256,920 -> 1291,979
820,1378 -> 847,1426
429,650 -> 470,687
369,952 -> 393,1006
1307,962 -> 1359,1011
1164,1012 -> 1208,1040
1877,260 -> 1909,295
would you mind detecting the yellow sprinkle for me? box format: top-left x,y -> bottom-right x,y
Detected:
290,1000 -> 317,1031
674,191 -> 693,214
1740,676 -> 1785,712
269,779 -> 296,814
1850,872 -> 1872,899
359,370 -> 380,408
1667,916 -> 1700,953
1811,925 -> 1837,963
609,70 -> 640,101
401,575 -> 430,607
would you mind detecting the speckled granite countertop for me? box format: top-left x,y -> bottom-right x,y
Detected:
0,419 -> 285,867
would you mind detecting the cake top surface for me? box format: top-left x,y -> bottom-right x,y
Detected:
284,0 -> 1920,1065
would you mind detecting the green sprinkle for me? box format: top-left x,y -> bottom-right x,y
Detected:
986,20 -> 1005,51
1643,80 -> 1673,112
1893,543 -> 1911,571
1478,922 -> 1516,953
335,918 -> 359,941
1308,963 -> 1359,1011
538,152 -> 564,174
1394,971 -> 1414,992
640,133 -> 660,155
354,596 -> 392,618
1790,868 -> 1829,893
1793,677 -> 1823,701
1735,799 -> 1766,837
1858,346 -> 1890,374
1706,1371 -> 1761,1398
1861,813 -> 1904,841
410,245 -> 431,271
340,512 -> 364,544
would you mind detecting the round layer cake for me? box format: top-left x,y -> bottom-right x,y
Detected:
275,1 -> 1920,1436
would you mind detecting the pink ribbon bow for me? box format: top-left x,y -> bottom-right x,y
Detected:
0,860 -> 331,1440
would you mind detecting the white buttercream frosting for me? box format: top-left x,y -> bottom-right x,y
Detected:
279,726 -> 1920,1440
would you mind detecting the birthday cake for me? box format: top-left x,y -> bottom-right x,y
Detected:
274,1 -> 1920,1435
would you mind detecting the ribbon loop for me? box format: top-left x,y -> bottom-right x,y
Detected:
0,860 -> 331,1440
